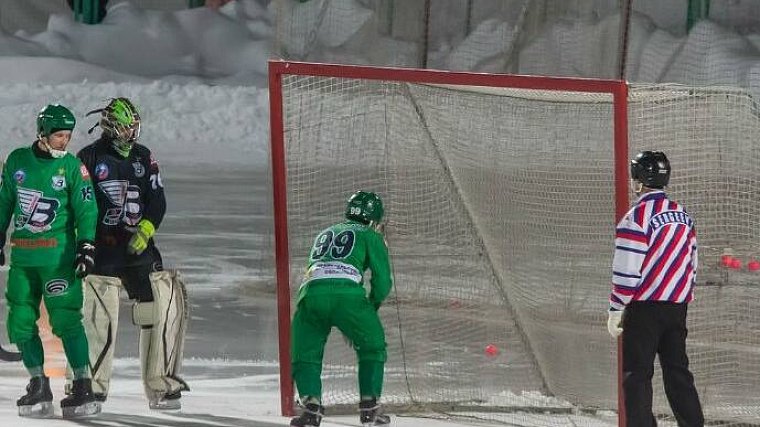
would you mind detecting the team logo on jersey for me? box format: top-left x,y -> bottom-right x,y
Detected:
44,279 -> 69,296
79,164 -> 90,180
14,188 -> 60,233
51,175 -> 66,191
95,163 -> 109,180
132,162 -> 145,178
13,170 -> 25,184
98,180 -> 143,226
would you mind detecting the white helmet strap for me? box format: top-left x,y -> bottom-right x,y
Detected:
39,136 -> 67,158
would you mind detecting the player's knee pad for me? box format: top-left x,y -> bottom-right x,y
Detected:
355,336 -> 387,363
66,275 -> 122,397
131,270 -> 189,400
357,347 -> 387,363
7,305 -> 38,343
48,308 -> 86,339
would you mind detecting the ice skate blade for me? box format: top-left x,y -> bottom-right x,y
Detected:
62,401 -> 101,418
362,414 -> 391,426
149,399 -> 181,411
18,401 -> 54,418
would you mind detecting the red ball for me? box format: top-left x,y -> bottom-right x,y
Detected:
448,298 -> 462,309
730,258 -> 742,269
748,260 -> 760,271
484,344 -> 499,357
721,255 -> 733,267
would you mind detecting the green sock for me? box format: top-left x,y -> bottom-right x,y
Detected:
61,331 -> 90,373
73,366 -> 90,380
28,366 -> 44,378
18,336 -> 44,373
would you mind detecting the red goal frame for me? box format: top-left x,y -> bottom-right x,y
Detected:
268,59 -> 630,424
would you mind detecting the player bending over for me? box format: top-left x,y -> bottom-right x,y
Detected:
290,191 -> 393,427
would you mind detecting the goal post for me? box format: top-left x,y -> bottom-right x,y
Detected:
270,60 -> 629,423
270,60 -> 760,426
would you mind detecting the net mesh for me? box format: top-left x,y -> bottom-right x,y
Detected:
278,72 -> 760,425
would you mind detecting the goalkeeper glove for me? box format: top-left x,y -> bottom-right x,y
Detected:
607,310 -> 624,338
74,241 -> 95,278
128,219 -> 155,255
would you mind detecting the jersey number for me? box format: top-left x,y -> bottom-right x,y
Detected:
311,230 -> 355,260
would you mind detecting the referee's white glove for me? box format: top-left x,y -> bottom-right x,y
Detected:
607,310 -> 624,338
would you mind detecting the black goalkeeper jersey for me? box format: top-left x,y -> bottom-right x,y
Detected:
77,137 -> 166,271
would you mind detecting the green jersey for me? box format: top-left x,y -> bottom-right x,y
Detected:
0,145 -> 97,267
299,220 -> 393,307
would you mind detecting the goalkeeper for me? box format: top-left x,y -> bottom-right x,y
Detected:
73,98 -> 189,410
290,191 -> 393,427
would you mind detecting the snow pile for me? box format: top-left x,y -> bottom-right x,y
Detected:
0,81 -> 269,167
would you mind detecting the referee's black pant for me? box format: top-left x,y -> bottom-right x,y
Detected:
622,301 -> 704,427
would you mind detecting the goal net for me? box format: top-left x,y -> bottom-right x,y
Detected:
270,61 -> 760,426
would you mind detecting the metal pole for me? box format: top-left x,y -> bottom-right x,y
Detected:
687,0 -> 710,33
421,0 -> 431,68
617,0 -> 633,80
465,0 -> 473,35
72,0 -> 105,24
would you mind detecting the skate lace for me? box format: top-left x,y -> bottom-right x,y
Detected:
303,406 -> 322,418
25,378 -> 40,394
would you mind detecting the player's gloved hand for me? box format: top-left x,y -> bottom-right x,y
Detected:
607,310 -> 624,338
74,240 -> 96,278
373,221 -> 386,235
127,219 -> 155,255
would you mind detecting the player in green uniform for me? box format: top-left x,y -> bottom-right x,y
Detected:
0,105 -> 100,418
290,191 -> 393,427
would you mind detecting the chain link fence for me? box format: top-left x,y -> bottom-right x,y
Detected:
274,0 -> 760,92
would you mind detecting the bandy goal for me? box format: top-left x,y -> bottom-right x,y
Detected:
269,60 -> 760,426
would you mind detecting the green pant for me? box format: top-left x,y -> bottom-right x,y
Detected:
5,264 -> 90,373
291,292 -> 387,401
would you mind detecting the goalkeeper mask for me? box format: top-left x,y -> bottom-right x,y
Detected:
87,97 -> 141,157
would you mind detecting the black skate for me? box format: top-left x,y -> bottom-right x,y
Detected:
290,402 -> 323,427
360,398 -> 390,426
17,376 -> 54,418
149,390 -> 182,410
60,378 -> 101,418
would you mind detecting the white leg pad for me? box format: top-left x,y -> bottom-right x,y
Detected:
66,275 -> 122,397
132,270 -> 189,402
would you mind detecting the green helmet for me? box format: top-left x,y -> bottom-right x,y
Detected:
37,104 -> 76,137
345,191 -> 384,224
93,97 -> 141,156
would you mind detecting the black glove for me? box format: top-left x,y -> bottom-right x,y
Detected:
73,241 -> 95,278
